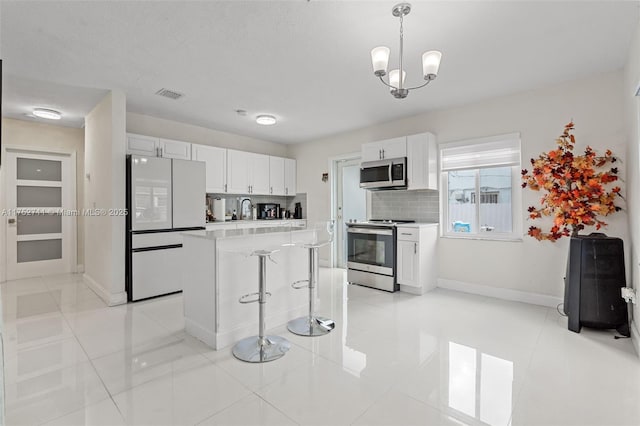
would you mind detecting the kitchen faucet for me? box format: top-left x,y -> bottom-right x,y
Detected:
240,198 -> 253,220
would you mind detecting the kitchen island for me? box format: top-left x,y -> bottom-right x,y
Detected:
181,227 -> 315,349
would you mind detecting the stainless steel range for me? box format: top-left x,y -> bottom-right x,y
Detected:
346,219 -> 415,292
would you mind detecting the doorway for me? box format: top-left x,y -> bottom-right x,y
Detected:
4,149 -> 76,280
333,156 -> 367,268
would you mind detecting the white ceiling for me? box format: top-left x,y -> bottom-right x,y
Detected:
1,1 -> 639,144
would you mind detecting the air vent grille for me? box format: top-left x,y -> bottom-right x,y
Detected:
155,88 -> 184,100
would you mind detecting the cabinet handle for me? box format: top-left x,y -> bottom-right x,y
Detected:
379,149 -> 382,159
414,242 -> 417,254
285,188 -> 288,195
401,233 -> 412,235
382,149 -> 385,159
270,187 -> 273,194
224,183 -> 227,193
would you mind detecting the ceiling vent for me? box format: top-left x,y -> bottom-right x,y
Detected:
155,88 -> 184,100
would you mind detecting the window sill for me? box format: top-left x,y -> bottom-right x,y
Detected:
441,234 -> 523,242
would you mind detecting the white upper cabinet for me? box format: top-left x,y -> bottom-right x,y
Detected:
406,132 -> 437,190
192,145 -> 227,193
250,153 -> 271,195
226,149 -> 251,194
159,138 -> 191,160
126,134 -> 191,160
361,137 -> 407,162
284,158 -> 296,196
127,133 -> 160,157
269,156 -> 286,196
226,150 -> 270,195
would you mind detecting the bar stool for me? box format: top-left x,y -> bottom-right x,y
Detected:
287,222 -> 336,336
233,249 -> 290,363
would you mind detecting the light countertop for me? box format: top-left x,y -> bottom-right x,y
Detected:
183,226 -> 311,241
395,222 -> 439,228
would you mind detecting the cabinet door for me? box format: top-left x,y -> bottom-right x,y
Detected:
159,138 -> 191,160
397,240 -> 419,287
250,153 -> 271,195
127,134 -> 159,156
192,145 -> 227,193
362,141 -> 383,162
407,132 -> 437,190
380,137 -> 407,159
226,149 -> 250,194
269,156 -> 286,196
284,158 -> 297,196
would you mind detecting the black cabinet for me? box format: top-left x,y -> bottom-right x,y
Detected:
564,234 -> 629,335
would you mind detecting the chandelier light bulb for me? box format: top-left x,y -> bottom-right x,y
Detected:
371,46 -> 391,77
389,69 -> 406,90
422,50 -> 442,80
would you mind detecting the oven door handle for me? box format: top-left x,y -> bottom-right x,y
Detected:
347,227 -> 393,236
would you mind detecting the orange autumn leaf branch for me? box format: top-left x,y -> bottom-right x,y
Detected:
521,122 -> 622,242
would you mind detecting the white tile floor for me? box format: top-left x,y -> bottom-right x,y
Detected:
2,269 -> 639,426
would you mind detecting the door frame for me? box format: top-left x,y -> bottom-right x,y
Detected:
1,145 -> 77,282
329,152 -> 370,268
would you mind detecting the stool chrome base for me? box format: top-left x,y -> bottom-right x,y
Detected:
287,316 -> 335,336
232,335 -> 291,363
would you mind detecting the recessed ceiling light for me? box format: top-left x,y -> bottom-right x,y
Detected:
33,108 -> 62,120
256,114 -> 276,126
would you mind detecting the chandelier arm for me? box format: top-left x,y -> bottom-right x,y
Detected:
403,79 -> 432,91
377,75 -> 397,89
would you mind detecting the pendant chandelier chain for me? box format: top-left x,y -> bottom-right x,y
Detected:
399,13 -> 404,90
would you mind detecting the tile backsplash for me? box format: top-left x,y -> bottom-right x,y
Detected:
370,189 -> 439,222
207,193 -> 306,219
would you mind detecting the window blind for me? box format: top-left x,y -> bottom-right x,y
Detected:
441,134 -> 521,171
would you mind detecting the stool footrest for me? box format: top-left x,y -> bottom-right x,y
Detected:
238,291 -> 271,304
291,279 -> 310,289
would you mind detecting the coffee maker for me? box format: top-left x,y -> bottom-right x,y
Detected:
294,202 -> 302,219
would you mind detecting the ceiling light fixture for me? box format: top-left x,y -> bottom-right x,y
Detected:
370,3 -> 442,99
32,108 -> 62,120
256,115 -> 276,126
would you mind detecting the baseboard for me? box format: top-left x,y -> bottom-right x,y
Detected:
76,264 -> 85,274
83,273 -> 127,306
437,278 -> 563,308
631,320 -> 640,358
185,318 -> 217,349
319,259 -> 330,268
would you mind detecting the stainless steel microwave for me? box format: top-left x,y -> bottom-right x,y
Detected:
359,157 -> 407,190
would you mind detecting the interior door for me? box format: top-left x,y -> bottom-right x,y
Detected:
5,151 -> 75,279
335,158 -> 367,268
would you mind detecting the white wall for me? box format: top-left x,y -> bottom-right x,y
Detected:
623,17 -> 640,349
0,118 -> 85,281
127,112 -> 289,157
290,70 -> 628,299
84,90 -> 127,305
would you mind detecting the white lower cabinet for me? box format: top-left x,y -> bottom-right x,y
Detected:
396,225 -> 438,295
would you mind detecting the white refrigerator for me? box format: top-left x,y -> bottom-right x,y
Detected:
126,155 -> 205,301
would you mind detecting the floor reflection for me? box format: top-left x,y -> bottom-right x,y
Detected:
448,341 -> 513,425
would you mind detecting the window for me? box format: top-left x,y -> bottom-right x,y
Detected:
441,134 -> 521,239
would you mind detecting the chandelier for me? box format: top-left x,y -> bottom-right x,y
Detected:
370,3 -> 442,99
